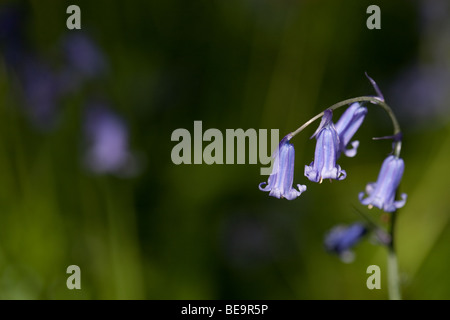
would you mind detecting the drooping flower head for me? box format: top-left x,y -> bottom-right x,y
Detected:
305,109 -> 346,183
334,102 -> 368,157
259,134 -> 306,200
324,223 -> 367,263
359,155 -> 407,212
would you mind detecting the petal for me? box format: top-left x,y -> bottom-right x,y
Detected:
270,133 -> 292,159
382,202 -> 397,213
280,142 -> 296,196
284,184 -> 307,200
365,182 -> 376,195
259,182 -> 270,191
321,129 -> 337,174
358,191 -> 367,203
335,103 -> 362,133
297,184 -> 307,193
336,167 -> 347,180
335,103 -> 367,149
343,140 -> 359,158
284,189 -> 301,200
371,196 -> 386,211
359,183 -> 376,205
269,187 -> 282,199
304,164 -> 319,183
394,193 -> 407,209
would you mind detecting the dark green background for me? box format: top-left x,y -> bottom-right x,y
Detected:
0,0 -> 449,299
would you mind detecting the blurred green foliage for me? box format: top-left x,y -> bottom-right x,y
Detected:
0,0 -> 449,299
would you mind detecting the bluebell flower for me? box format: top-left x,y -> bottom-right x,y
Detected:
84,102 -> 137,176
324,223 -> 367,262
359,155 -> 407,212
334,102 -> 367,157
304,109 -> 347,183
259,134 -> 307,200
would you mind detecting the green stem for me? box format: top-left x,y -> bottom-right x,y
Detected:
388,211 -> 401,300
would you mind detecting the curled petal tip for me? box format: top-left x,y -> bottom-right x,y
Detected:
258,182 -> 268,191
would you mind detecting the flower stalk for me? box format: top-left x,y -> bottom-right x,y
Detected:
387,210 -> 401,300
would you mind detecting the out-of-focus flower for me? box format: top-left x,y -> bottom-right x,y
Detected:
305,109 -> 346,183
359,155 -> 407,212
334,103 -> 367,157
259,134 -> 306,200
324,223 -> 367,263
83,103 -> 137,176
62,32 -> 107,79
389,0 -> 450,128
390,65 -> 450,127
59,32 -> 108,94
18,58 -> 62,129
0,4 -> 62,130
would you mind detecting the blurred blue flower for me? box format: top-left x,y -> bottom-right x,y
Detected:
84,103 -> 137,176
61,32 -> 107,79
305,109 -> 346,183
0,4 -> 62,130
59,32 -> 108,94
18,57 -> 62,129
324,223 -> 367,262
359,155 -> 407,212
334,102 -> 367,157
390,65 -> 450,128
259,134 -> 306,200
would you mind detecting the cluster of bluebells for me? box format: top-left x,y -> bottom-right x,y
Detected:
259,93 -> 407,261
260,102 -> 369,199
0,3 -> 137,177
